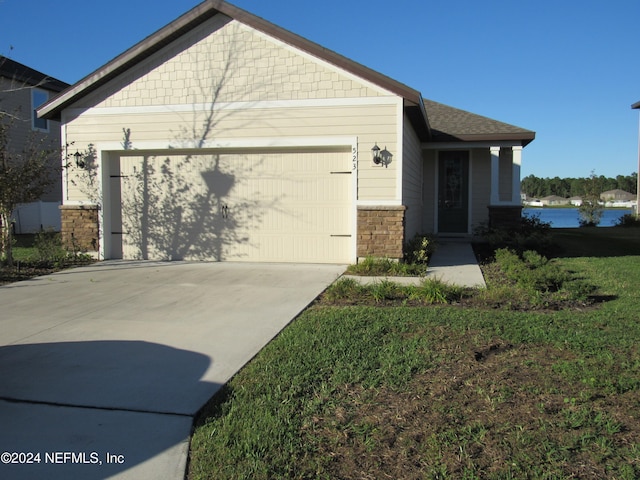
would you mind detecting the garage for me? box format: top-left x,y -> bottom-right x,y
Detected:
107,149 -> 354,264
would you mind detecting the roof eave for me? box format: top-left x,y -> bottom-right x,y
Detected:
0,56 -> 69,93
632,101 -> 640,110
405,99 -> 432,142
431,132 -> 536,147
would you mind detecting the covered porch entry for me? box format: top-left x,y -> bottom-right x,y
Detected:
423,145 -> 523,235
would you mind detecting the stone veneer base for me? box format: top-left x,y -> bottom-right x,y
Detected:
60,205 -> 100,252
357,206 -> 406,260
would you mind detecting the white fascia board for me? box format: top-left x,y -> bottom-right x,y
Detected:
422,141 -> 522,150
64,96 -> 399,118
91,136 -> 358,152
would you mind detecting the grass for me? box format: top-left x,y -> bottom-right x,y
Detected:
188,228 -> 640,479
321,277 -> 468,306
0,233 -> 94,285
345,256 -> 428,276
550,227 -> 640,257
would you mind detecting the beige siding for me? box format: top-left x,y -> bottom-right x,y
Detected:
470,148 -> 491,230
402,116 -> 423,239
65,104 -> 398,203
64,105 -> 397,144
63,16 -> 401,205
421,150 -> 437,233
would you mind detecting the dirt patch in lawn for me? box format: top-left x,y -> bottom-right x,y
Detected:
0,261 -> 95,286
305,329 -> 640,479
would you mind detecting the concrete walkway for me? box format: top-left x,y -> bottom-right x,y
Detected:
342,242 -> 486,288
0,261 -> 344,480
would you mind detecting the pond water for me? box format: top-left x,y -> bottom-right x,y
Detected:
522,208 -> 633,228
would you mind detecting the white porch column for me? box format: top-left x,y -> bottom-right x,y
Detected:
511,146 -> 522,204
490,146 -> 500,204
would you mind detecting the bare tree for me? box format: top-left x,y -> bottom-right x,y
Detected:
0,113 -> 60,265
115,42 -> 277,261
0,56 -> 63,265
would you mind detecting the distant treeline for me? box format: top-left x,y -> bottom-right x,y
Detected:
522,173 -> 638,199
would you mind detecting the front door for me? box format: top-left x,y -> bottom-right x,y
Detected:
438,151 -> 469,233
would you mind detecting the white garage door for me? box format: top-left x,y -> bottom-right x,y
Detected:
110,149 -> 353,263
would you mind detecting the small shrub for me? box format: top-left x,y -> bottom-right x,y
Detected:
346,256 -> 427,277
323,278 -> 362,303
408,278 -> 465,304
578,199 -> 604,227
521,250 -> 548,269
404,234 -> 435,265
369,280 -> 403,303
33,230 -> 67,262
495,248 -> 569,293
475,214 -> 553,256
614,213 -> 640,228
491,248 -> 596,309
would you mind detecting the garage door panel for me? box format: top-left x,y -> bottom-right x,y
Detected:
113,150 -> 352,263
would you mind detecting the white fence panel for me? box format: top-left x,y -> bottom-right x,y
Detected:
12,202 -> 61,234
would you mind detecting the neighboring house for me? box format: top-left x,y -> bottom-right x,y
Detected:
600,189 -> 635,202
0,57 -> 69,233
600,189 -> 636,209
540,196 -> 570,206
39,0 -> 535,263
569,196 -> 583,206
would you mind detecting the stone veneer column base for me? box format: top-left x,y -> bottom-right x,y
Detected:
488,205 -> 523,229
60,205 -> 100,252
357,206 -> 406,260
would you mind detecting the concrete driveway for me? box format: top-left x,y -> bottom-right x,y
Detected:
0,261 -> 344,479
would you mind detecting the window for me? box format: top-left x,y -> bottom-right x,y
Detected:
32,88 -> 48,131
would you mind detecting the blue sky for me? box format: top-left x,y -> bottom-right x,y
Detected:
2,0 -> 639,179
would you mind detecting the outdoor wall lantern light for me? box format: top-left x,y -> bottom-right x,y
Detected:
371,143 -> 382,165
371,143 -> 392,167
74,150 -> 85,169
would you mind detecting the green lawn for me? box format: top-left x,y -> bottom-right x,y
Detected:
188,229 -> 640,479
551,227 -> 640,258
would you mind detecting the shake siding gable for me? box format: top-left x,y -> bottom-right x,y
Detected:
63,16 -> 401,203
77,18 -> 390,110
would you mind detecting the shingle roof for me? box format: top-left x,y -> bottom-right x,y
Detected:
0,56 -> 69,92
423,99 -> 535,146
